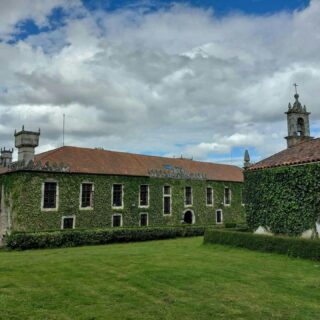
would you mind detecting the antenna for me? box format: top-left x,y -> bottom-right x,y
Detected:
62,113 -> 65,147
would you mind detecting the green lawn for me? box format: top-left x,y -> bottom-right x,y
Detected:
0,237 -> 319,319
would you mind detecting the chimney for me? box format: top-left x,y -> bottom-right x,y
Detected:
0,148 -> 13,167
14,126 -> 40,164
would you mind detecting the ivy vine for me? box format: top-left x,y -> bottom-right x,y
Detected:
244,164 -> 320,236
0,171 -> 245,232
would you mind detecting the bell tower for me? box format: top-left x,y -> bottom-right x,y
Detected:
285,84 -> 313,148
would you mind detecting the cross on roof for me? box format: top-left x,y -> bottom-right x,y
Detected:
293,83 -> 299,94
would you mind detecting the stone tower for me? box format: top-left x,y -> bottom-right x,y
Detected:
285,92 -> 312,148
0,148 -> 13,167
14,126 -> 40,163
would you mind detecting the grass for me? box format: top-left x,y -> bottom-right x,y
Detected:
0,237 -> 320,319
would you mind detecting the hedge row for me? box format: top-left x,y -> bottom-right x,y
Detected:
6,226 -> 205,250
204,228 -> 320,260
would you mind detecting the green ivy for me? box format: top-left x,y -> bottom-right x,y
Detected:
244,164 -> 320,236
1,171 -> 245,232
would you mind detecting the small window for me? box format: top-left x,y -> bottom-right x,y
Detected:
164,185 -> 171,195
62,216 -> 75,229
163,186 -> 171,214
140,213 -> 148,226
43,182 -> 57,209
139,185 -> 149,207
224,187 -> 231,205
185,186 -> 192,206
206,187 -> 213,206
216,210 -> 223,224
112,214 -> 122,227
113,184 -> 123,207
81,183 -> 93,208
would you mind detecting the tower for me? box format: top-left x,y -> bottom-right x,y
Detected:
0,148 -> 13,167
285,88 -> 313,148
14,126 -> 40,163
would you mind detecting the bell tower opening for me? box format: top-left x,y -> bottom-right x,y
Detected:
297,117 -> 305,136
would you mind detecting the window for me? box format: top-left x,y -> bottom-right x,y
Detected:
43,182 -> 57,209
185,186 -> 192,206
112,214 -> 122,227
163,186 -> 171,215
81,183 -> 93,208
140,213 -> 148,226
224,187 -> 231,205
139,185 -> 149,207
112,184 -> 123,207
216,210 -> 223,224
62,216 -> 75,229
206,187 -> 213,206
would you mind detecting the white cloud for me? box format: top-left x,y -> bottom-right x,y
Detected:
0,0 -> 83,40
0,1 -> 320,164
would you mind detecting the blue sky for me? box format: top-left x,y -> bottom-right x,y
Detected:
0,0 -> 319,166
82,0 -> 310,15
13,0 -> 310,43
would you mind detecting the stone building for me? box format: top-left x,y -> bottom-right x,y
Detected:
244,92 -> 320,237
0,127 -> 245,245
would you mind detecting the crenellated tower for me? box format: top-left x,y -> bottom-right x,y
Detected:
14,126 -> 40,164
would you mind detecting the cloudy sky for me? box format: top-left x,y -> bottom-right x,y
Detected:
0,0 -> 319,166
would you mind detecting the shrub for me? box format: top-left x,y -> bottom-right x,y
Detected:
204,228 -> 320,260
6,226 -> 205,250
224,223 -> 237,228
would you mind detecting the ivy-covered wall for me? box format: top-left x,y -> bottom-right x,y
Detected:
0,171 -> 245,232
244,163 -> 320,236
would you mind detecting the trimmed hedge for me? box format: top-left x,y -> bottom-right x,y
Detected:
204,228 -> 320,260
6,226 -> 205,250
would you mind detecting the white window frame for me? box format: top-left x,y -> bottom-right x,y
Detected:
41,180 -> 59,212
139,212 -> 149,227
61,215 -> 76,230
216,209 -> 223,224
206,187 -> 214,207
184,186 -> 193,207
138,184 -> 149,208
112,214 -> 123,227
163,185 -> 172,215
79,182 -> 94,210
112,184 -> 124,209
224,187 -> 232,206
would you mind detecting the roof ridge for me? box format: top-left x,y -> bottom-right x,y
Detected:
35,145 -> 241,169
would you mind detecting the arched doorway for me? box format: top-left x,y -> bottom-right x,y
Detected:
183,210 -> 195,224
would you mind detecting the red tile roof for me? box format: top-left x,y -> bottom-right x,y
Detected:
248,138 -> 320,170
29,146 -> 243,182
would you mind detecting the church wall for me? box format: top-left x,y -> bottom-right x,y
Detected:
244,163 -> 320,236
0,171 -> 245,233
